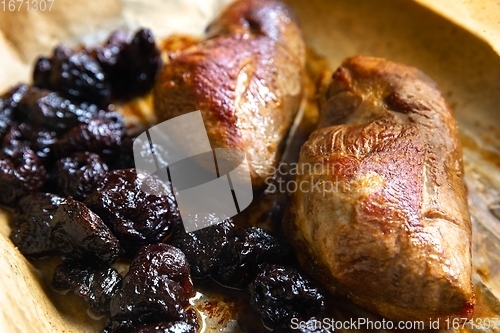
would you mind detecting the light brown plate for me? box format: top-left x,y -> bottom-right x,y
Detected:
0,0 -> 499,332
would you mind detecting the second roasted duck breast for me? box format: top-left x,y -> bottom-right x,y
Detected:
284,56 -> 475,326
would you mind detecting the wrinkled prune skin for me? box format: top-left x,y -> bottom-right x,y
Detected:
249,265 -> 326,328
55,113 -> 124,159
54,152 -> 108,201
170,220 -> 234,279
9,193 -> 64,257
85,169 -> 179,253
0,85 -> 26,139
115,134 -> 136,170
0,99 -> 13,140
49,52 -> 112,106
171,221 -> 292,289
109,275 -> 195,327
34,29 -> 161,103
0,83 -> 29,107
107,241 -> 197,331
33,45 -> 74,90
129,244 -> 193,294
132,321 -> 196,333
33,57 -> 52,88
52,260 -> 123,315
97,29 -> 162,100
16,87 -> 102,133
52,197 -> 120,264
2,122 -> 58,163
211,227 -> 293,289
0,146 -> 46,206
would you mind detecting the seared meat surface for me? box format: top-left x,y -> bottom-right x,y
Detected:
154,0 -> 305,189
284,56 -> 474,325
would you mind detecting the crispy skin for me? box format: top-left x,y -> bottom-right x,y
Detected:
284,56 -> 474,325
153,0 -> 305,190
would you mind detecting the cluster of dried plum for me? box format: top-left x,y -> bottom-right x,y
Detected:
33,29 -> 162,106
171,221 -> 294,289
1,27 -> 333,333
171,221 -> 332,332
1,29 -> 199,332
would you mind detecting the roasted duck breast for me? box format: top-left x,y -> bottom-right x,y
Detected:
284,56 -> 475,326
154,0 -> 305,190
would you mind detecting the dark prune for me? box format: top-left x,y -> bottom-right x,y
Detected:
0,103 -> 12,140
34,28 -> 161,104
170,220 -> 234,279
54,152 -> 108,201
114,134 -> 135,170
128,244 -> 193,294
97,29 -> 162,99
211,227 -> 293,289
2,122 -> 58,162
16,87 -> 102,132
49,52 -> 112,106
52,260 -> 123,315
55,113 -> 124,159
33,57 -> 53,88
105,243 -> 197,331
249,265 -> 326,328
52,197 -> 120,264
0,83 -> 29,107
133,321 -> 196,333
0,95 -> 15,138
93,30 -> 128,72
9,193 -> 64,257
0,84 -> 29,139
33,45 -> 75,90
0,146 -> 46,205
85,169 -> 179,253
109,274 -> 195,327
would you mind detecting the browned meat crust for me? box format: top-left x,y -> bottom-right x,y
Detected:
154,0 -> 305,190
284,56 -> 475,326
